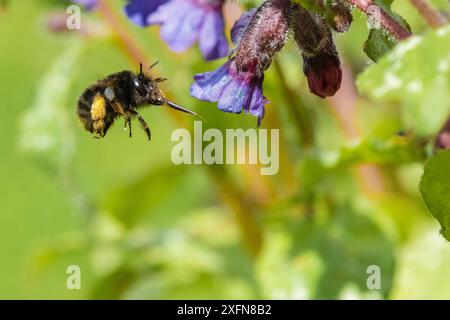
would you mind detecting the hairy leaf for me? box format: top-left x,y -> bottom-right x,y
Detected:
357,26 -> 450,135
364,29 -> 397,61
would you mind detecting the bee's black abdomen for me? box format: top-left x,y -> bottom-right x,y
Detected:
77,91 -> 95,132
77,84 -> 104,132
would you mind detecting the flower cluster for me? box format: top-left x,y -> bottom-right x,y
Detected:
191,0 -> 347,125
75,0 -> 352,125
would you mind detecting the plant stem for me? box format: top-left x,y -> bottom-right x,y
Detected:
273,59 -> 315,149
409,0 -> 448,28
207,167 -> 263,258
346,0 -> 412,40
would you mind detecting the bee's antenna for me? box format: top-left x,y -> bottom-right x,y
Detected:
149,60 -> 159,71
139,62 -> 143,75
163,99 -> 205,121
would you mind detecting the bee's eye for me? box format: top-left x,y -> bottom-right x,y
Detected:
133,78 -> 147,95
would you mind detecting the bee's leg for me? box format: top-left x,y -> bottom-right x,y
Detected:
129,109 -> 151,141
123,115 -> 132,138
127,118 -> 132,138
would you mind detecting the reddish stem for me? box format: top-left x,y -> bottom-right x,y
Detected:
409,0 -> 448,28
348,0 -> 412,40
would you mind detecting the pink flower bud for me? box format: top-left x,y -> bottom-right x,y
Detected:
303,47 -> 342,98
291,3 -> 342,98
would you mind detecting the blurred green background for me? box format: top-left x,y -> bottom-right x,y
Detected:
0,0 -> 449,299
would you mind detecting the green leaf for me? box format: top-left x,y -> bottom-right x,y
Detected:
361,0 -> 409,60
420,150 -> 450,241
357,26 -> 450,135
364,29 -> 397,62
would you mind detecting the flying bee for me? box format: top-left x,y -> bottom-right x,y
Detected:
77,62 -> 199,140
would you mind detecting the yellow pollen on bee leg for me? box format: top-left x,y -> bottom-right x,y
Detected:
91,94 -> 107,121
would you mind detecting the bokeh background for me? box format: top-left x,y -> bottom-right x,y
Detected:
1,0 -> 450,299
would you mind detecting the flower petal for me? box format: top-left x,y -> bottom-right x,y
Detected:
217,77 -> 249,114
124,0 -> 168,27
190,60 -> 233,102
190,59 -> 266,117
148,0 -> 204,52
230,8 -> 257,45
198,10 -> 228,60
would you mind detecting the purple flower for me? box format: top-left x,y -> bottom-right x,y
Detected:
190,0 -> 291,125
73,0 -> 97,10
124,0 -> 169,27
190,58 -> 266,125
147,0 -> 228,61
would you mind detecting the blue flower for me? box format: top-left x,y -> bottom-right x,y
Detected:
190,8 -> 266,125
124,0 -> 169,27
190,1 -> 291,125
190,58 -> 266,126
147,0 -> 228,60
